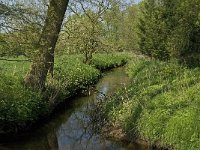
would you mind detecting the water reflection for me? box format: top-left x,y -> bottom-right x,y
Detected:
0,68 -> 151,150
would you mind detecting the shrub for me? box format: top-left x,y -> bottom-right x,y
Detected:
0,74 -> 47,132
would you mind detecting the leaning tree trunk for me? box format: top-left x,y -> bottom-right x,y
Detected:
24,0 -> 69,90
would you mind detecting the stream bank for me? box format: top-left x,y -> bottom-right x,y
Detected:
0,68 -> 151,150
98,58 -> 200,150
0,53 -> 128,134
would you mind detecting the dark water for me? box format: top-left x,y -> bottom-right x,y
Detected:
0,68 -> 151,150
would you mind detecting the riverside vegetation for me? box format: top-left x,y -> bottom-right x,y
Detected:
0,53 -> 128,134
98,56 -> 200,150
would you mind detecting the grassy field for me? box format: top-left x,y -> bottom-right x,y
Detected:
100,57 -> 200,150
0,53 -> 128,134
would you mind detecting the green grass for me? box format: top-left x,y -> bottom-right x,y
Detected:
0,53 -> 128,133
101,58 -> 200,150
0,60 -> 30,76
91,53 -> 129,70
0,53 -> 129,75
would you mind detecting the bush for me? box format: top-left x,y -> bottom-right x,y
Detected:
0,74 -> 47,132
46,56 -> 100,103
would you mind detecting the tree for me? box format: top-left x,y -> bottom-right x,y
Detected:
138,0 -> 170,60
57,12 -> 103,58
24,0 -> 69,90
138,0 -> 200,65
103,1 -> 139,52
103,1 -> 124,50
120,4 -> 140,51
170,0 -> 200,66
0,0 -> 48,58
57,0 -> 110,64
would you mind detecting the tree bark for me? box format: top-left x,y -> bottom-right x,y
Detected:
24,0 -> 69,90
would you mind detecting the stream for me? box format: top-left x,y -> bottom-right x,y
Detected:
0,68 -> 151,150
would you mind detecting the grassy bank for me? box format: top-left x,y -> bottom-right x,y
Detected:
0,53 -> 128,134
91,53 -> 129,70
100,57 -> 200,150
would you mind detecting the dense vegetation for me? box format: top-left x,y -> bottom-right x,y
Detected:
99,57 -> 200,150
138,0 -> 200,67
95,0 -> 200,147
0,53 -> 128,133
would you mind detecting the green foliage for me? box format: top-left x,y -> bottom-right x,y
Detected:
138,0 -> 172,60
0,74 -> 47,132
101,58 -> 200,150
48,55 -> 100,101
0,0 -> 46,58
57,12 -> 103,56
103,3 -> 139,51
0,25 -> 41,58
138,0 -> 200,66
0,53 -> 128,133
56,1 -> 139,61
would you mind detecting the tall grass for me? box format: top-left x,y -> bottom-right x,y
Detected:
102,58 -> 200,150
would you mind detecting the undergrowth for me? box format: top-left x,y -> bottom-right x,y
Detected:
0,73 -> 47,133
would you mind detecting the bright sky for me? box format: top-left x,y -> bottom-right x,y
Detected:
125,0 -> 142,4
134,0 -> 142,3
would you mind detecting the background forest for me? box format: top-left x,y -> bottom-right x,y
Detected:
1,0 -> 199,67
0,0 -> 138,60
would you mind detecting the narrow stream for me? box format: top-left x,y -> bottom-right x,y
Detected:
0,68 -> 151,150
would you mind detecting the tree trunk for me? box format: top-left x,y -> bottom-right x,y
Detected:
24,0 -> 69,90
84,24 -> 96,65
84,50 -> 93,64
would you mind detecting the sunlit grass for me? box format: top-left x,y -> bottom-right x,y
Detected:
102,58 -> 200,150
